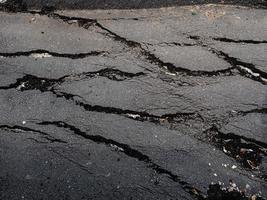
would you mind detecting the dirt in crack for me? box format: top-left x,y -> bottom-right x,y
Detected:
1,11 -> 235,78
204,125 -> 267,170
0,68 -> 145,91
74,68 -> 145,81
0,49 -> 106,59
95,22 -> 235,77
75,100 -> 203,125
0,74 -> 59,92
187,35 -> 267,84
0,73 -> 202,126
207,182 -> 265,200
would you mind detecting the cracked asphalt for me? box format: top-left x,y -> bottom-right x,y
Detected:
0,1 -> 267,200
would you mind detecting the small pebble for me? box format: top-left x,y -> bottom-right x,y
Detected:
232,165 -> 237,169
222,163 -> 229,167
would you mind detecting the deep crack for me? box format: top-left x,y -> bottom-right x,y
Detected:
95,22 -> 235,77
0,68 -> 145,91
0,7 -> 266,200
212,49 -> 267,84
146,42 -> 197,47
37,120 -> 206,200
0,73 -> 202,124
203,125 -> 267,170
0,49 -> 106,59
0,74 -> 61,91
0,10 -> 239,78
187,35 -> 267,84
212,37 -> 267,44
76,100 -> 203,124
75,68 -> 145,81
207,182 -> 265,200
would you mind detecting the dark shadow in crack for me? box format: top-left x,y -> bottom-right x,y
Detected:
203,125 -> 267,170
37,120 -> 206,200
207,182 -> 265,200
0,50 -> 106,59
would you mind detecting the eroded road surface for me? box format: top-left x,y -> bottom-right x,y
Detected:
0,2 -> 267,200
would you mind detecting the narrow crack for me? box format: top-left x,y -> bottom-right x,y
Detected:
94,21 -> 141,47
53,89 -> 204,126
75,100 -> 203,124
0,49 -> 106,59
0,68 -> 145,91
26,8 -> 97,29
142,47 -> 235,77
0,8 -> 266,199
50,149 -> 93,175
187,35 -> 267,84
211,49 -> 267,84
1,10 -> 264,171
57,87 -> 204,124
0,73 -> 201,124
0,4 -> 97,28
0,124 -> 66,143
95,22 -> 235,77
0,10 -> 236,78
213,37 -> 267,44
37,120 -> 206,200
47,12 -> 97,29
237,108 -> 267,116
146,41 -> 197,47
1,7 -> 266,82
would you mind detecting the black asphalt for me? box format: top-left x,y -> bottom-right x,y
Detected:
1,0 -> 267,11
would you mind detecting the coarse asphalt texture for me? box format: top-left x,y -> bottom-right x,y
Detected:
0,0 -> 267,200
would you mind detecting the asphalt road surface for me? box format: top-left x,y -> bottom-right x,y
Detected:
0,1 -> 267,200
0,0 -> 267,10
